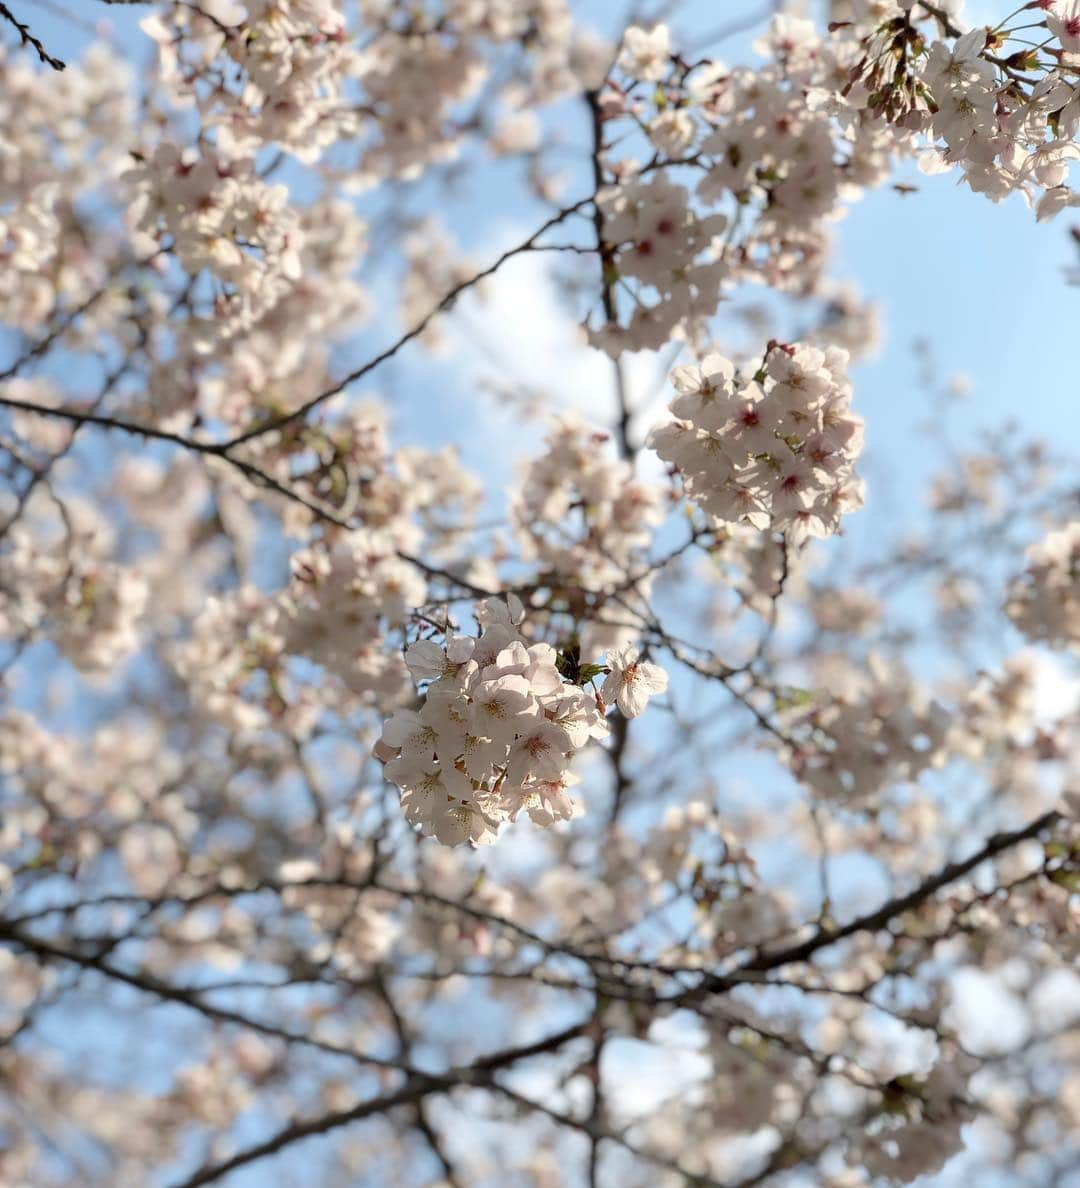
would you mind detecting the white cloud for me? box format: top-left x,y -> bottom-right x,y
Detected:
450,224 -> 678,474
1026,650 -> 1080,726
946,967 -> 1031,1055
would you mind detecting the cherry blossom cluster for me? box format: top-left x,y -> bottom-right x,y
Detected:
511,412 -> 664,652
281,529 -> 422,701
377,598 -> 607,845
1006,522 -> 1080,649
598,14 -> 912,315
351,2 -> 607,180
845,4 -> 1080,219
140,0 -> 603,186
920,28 -> 1080,217
142,0 -> 361,163
625,801 -> 796,956
399,218 -> 482,353
0,707 -> 188,894
648,341 -> 864,539
947,654 -> 1079,819
400,845 -> 520,963
233,396 -> 485,549
135,193 -> 369,432
279,829 -> 399,976
0,493 -> 148,676
845,1052 -> 975,1183
167,397 -> 487,738
377,598 -> 668,845
172,584 -> 297,737
587,174 -> 728,356
784,655 -> 952,803
695,15 -> 905,269
127,144 -> 304,339
591,5 -> 1080,361
682,525 -> 803,665
0,45 -> 134,332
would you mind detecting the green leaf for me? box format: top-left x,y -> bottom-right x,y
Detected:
774,686 -> 815,712
577,662 -> 608,685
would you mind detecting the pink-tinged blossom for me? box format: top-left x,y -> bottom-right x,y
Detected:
1006,522 -> 1080,650
617,24 -> 671,82
376,598 -> 643,846
648,342 -> 864,539
602,646 -> 669,718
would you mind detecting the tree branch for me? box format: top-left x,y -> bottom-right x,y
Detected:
167,1020 -> 590,1188
0,2 -> 64,69
700,807 -> 1065,993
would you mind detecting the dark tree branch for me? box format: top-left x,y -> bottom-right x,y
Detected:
585,88 -> 634,461
695,807 -> 1066,995
167,1020 -> 590,1188
0,2 -> 64,69
221,196 -> 596,450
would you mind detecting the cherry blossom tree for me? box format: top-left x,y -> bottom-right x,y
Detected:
0,1 -> 1077,1185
